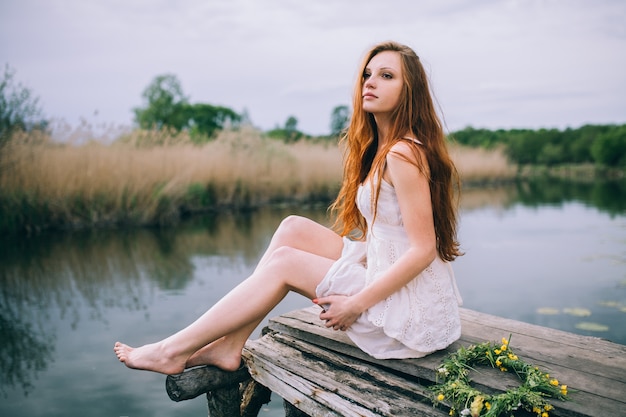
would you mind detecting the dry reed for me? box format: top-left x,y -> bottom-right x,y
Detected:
0,127 -> 516,232
450,144 -> 517,184
0,128 -> 343,230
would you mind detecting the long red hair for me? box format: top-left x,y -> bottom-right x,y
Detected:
330,41 -> 462,262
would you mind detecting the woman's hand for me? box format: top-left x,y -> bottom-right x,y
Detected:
313,295 -> 362,331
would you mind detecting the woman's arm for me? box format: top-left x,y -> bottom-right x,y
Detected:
352,140 -> 437,310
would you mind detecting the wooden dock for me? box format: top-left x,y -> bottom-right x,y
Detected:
167,306 -> 626,416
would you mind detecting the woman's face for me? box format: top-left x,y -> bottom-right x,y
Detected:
362,51 -> 404,117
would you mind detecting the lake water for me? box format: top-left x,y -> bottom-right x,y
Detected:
1,178 -> 624,417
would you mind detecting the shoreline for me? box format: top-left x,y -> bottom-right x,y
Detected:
2,173 -> 623,237
1,129 -> 624,236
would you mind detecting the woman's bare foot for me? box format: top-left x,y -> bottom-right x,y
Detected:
114,341 -> 188,375
185,338 -> 242,371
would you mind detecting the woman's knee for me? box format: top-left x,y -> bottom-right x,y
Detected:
273,215 -> 310,243
266,245 -> 299,263
262,246 -> 302,277
261,246 -> 329,295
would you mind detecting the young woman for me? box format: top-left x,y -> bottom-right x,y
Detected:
114,41 -> 462,374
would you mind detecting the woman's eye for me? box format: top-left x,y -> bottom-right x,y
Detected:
363,72 -> 371,79
382,73 -> 393,79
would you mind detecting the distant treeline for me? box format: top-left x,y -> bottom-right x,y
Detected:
451,124 -> 626,167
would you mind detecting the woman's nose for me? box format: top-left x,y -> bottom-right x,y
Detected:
364,77 -> 375,89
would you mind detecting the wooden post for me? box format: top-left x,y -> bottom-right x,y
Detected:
207,385 -> 240,417
166,364 -> 251,402
241,380 -> 272,417
165,364 -> 272,416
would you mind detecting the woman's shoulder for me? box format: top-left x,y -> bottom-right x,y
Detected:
400,136 -> 423,145
388,137 -> 424,162
386,137 -> 429,179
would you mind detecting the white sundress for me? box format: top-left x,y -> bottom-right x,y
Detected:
316,167 -> 463,359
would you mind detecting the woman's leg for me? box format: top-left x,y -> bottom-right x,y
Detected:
185,321 -> 261,371
185,215 -> 344,370
115,216 -> 343,375
255,215 -> 343,270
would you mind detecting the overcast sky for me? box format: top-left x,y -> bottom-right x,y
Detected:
1,0 -> 625,136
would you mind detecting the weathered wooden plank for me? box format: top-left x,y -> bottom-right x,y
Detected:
244,332 -> 449,416
261,306 -> 626,417
244,350 -> 372,417
264,328 -> 606,417
241,379 -> 272,417
459,308 -> 626,373
457,309 -> 626,417
274,306 -> 626,382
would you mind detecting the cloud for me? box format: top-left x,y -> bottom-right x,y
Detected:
1,0 -> 624,135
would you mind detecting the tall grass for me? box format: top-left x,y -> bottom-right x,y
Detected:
0,127 -> 516,233
0,128 -> 343,232
450,144 -> 517,184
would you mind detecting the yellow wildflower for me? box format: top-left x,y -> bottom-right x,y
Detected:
494,349 -> 501,355
499,366 -> 507,372
550,379 -> 559,386
542,412 -> 549,417
470,395 -> 484,417
485,402 -> 491,410
437,394 -> 445,401
561,385 -> 568,395
500,345 -> 507,351
501,337 -> 509,345
496,359 -> 502,367
508,353 -> 518,360
544,404 -> 553,411
449,409 -> 455,416
533,406 -> 542,413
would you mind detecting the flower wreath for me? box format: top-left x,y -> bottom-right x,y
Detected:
430,336 -> 568,417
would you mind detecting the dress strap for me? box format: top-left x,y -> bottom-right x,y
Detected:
400,136 -> 423,145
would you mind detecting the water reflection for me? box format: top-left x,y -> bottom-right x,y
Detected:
461,177 -> 626,216
514,177 -> 626,215
458,178 -> 626,345
0,206 -> 330,401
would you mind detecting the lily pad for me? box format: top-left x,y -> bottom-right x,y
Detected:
563,308 -> 592,317
536,307 -> 560,315
599,300 -> 620,308
575,322 -> 609,332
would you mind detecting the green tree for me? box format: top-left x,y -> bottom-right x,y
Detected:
184,103 -> 241,140
330,105 -> 349,137
134,74 -> 188,130
285,116 -> 298,135
133,74 -> 242,141
266,115 -> 304,142
0,64 -> 47,145
286,116 -> 304,142
591,125 -> 626,167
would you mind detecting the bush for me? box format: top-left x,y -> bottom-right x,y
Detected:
0,64 -> 47,146
456,124 -> 626,167
591,125 -> 626,167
